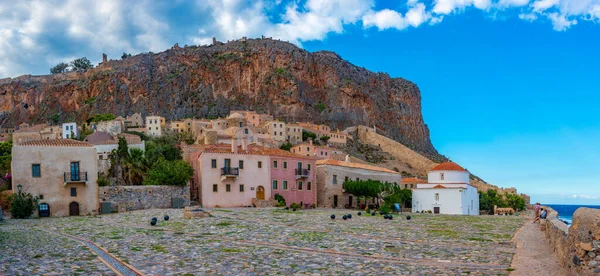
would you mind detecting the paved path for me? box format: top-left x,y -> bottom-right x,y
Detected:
39,227 -> 144,276
510,218 -> 568,276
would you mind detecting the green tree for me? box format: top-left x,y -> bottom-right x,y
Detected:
320,135 -> 330,144
279,142 -> 293,151
70,57 -> 94,72
86,114 -> 116,124
123,148 -> 147,185
121,52 -> 132,59
0,141 -> 12,178
79,124 -> 93,141
177,131 -> 196,145
479,189 -> 508,214
144,158 -> 193,186
50,62 -> 69,74
9,190 -> 38,219
505,193 -> 526,211
144,133 -> 182,166
302,130 -> 317,143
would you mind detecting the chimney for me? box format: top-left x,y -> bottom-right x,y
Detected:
231,139 -> 238,154
345,155 -> 350,162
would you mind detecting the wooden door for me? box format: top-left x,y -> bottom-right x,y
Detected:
69,202 -> 80,216
333,195 -> 338,207
256,186 -> 265,200
348,196 -> 353,208
434,207 -> 440,214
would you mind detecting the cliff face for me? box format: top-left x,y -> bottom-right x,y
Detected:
0,38 -> 437,157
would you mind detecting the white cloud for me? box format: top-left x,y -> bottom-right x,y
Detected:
433,0 -> 493,14
498,0 -> 530,8
362,9 -> 406,30
571,194 -> 599,200
547,12 -> 578,30
532,0 -> 560,12
519,13 -> 538,21
406,3 -> 432,27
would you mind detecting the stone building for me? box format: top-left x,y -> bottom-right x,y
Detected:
328,131 -> 347,146
286,124 -> 303,144
12,139 -> 99,217
316,158 -> 402,208
146,116 -> 165,137
291,140 -> 336,159
266,121 -> 287,142
411,162 -> 480,215
401,177 -> 425,190
93,120 -> 124,136
12,124 -> 47,145
124,113 -> 143,128
85,132 -> 145,174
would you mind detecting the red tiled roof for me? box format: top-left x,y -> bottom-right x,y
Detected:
84,131 -> 114,143
430,162 -> 467,172
402,177 -> 425,184
18,139 -> 93,147
432,184 -> 446,188
316,159 -> 400,174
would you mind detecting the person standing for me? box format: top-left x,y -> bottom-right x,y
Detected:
533,202 -> 541,223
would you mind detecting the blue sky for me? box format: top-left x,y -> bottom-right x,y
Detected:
1,0 -> 599,204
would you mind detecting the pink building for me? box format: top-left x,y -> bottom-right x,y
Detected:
269,152 -> 318,208
189,141 -> 317,208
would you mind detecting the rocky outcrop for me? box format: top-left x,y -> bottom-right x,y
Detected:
0,38 -> 437,157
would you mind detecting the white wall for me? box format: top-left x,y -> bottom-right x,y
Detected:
62,123 -> 78,139
412,186 -> 479,215
427,170 -> 470,184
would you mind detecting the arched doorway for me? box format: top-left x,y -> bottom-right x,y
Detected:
69,202 -> 80,216
256,186 -> 265,200
39,203 -> 50,217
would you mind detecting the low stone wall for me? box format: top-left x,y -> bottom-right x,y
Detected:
543,206 -> 600,275
99,185 -> 190,212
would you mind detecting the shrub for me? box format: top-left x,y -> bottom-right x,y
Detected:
315,103 -> 327,112
144,159 -> 193,186
97,174 -> 110,187
378,205 -> 391,214
274,194 -> 286,206
0,190 -> 12,211
9,191 -> 38,219
289,202 -> 301,209
50,62 -> 69,74
279,142 -> 293,151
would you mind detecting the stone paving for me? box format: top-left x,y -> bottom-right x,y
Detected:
0,208 -> 526,275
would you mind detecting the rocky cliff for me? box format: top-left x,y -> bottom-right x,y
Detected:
0,38 -> 437,157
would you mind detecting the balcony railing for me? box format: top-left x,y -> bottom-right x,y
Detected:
64,171 -> 88,182
295,169 -> 310,177
221,167 -> 239,176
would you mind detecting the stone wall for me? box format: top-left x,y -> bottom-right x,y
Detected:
99,185 -> 190,212
543,206 -> 600,275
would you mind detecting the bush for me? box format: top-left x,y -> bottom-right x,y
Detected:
50,62 -> 69,74
97,174 -> 110,187
274,194 -> 286,206
378,205 -> 391,214
0,190 -> 12,211
289,202 -> 301,209
279,142 -> 293,151
144,159 -> 193,186
315,103 -> 327,112
9,191 -> 38,219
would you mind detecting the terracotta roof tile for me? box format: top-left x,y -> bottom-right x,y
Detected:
430,162 -> 467,172
18,139 -> 93,147
401,177 -> 425,184
316,159 -> 400,174
199,143 -> 318,159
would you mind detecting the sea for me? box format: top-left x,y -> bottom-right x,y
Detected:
545,204 -> 600,225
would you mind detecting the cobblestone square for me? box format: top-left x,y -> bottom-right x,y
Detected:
0,208 -> 525,275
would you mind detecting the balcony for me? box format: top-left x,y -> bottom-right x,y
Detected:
64,171 -> 88,185
220,167 -> 239,181
295,169 -> 310,179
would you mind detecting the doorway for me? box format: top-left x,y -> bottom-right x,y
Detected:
348,196 -> 353,208
333,195 -> 338,207
39,203 -> 50,217
434,207 -> 440,214
69,202 -> 80,216
256,186 -> 265,200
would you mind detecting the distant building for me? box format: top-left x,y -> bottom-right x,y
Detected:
266,121 -> 286,142
328,131 -> 347,146
286,124 -> 303,144
290,140 -> 335,159
145,116 -> 165,137
401,177 -> 425,190
62,122 -> 79,139
12,124 -> 47,144
93,120 -> 124,136
85,132 -> 145,174
316,158 -> 402,208
125,113 -> 143,128
411,162 -> 480,215
12,139 -> 99,217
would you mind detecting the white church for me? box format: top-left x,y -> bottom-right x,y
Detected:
412,162 -> 480,215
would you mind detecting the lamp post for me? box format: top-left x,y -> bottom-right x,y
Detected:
17,184 -> 22,193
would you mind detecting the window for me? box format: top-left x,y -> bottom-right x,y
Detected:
435,193 -> 440,201
411,184 -> 414,189
440,173 -> 444,180
39,202 -> 48,209
405,184 -> 408,189
213,184 -> 218,192
239,160 -> 244,169
298,181 -> 303,190
273,161 -> 278,168
211,159 -> 217,168
239,122 -> 243,127
258,161 -> 262,168
240,184 -> 245,192
306,147 -> 310,151
279,132 -> 282,136
279,124 -> 282,128
307,182 -> 312,190
274,132 -> 277,136
333,175 -> 338,184
283,180 -> 288,190
32,164 -> 41,178
307,164 -> 311,171
244,129 -> 248,134
39,194 -> 44,199
283,162 -> 287,169
226,184 -> 231,192
356,177 -> 359,181
272,180 -> 278,190
70,162 -> 80,181
71,187 -> 77,197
